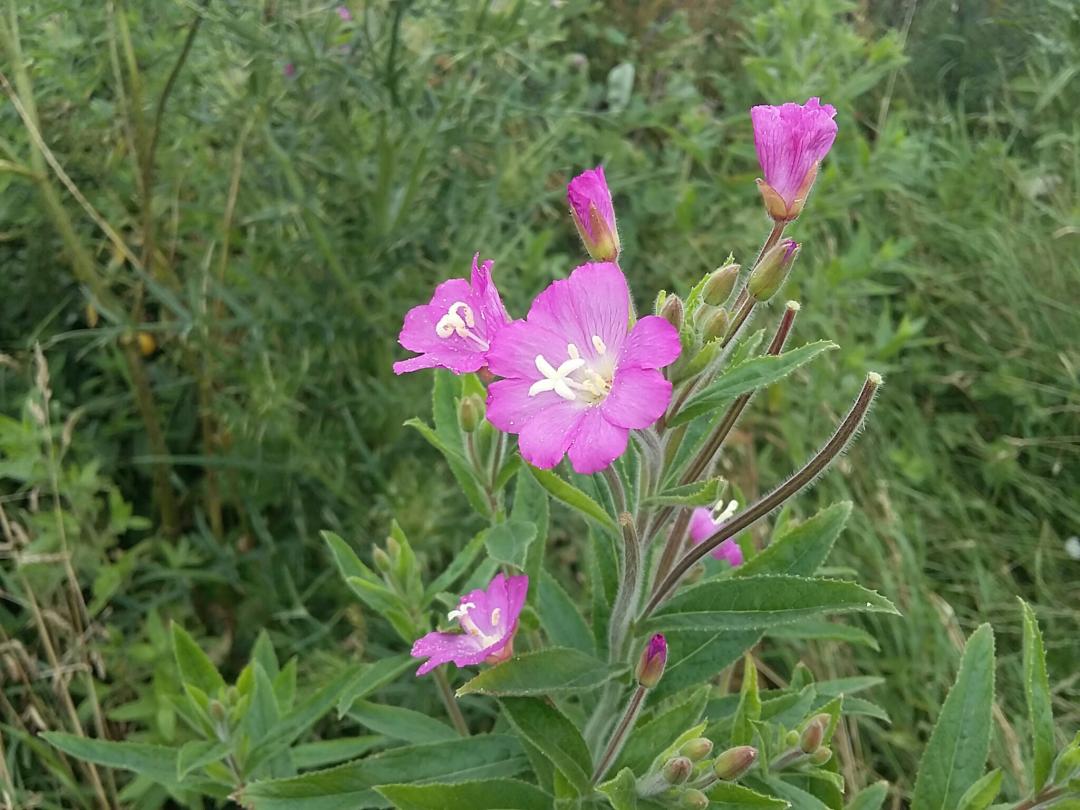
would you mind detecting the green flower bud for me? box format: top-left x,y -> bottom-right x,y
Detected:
697,306 -> 729,343
713,745 -> 758,781
385,535 -> 401,559
748,239 -> 799,302
679,737 -> 714,762
662,756 -> 693,785
660,295 -> 684,331
372,546 -> 392,573
209,700 -> 227,722
785,730 -> 800,747
679,788 -> 709,809
810,746 -> 832,766
457,394 -> 485,433
703,263 -> 740,306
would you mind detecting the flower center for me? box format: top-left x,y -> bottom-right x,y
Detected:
448,601 -> 502,647
435,301 -> 489,350
528,337 -> 613,405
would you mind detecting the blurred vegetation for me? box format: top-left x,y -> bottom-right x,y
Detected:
0,0 -> 1077,805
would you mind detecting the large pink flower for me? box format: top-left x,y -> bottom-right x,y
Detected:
485,262 -> 680,474
567,167 -> 620,262
393,254 -> 510,375
411,573 -> 528,676
751,97 -> 837,221
689,503 -> 744,567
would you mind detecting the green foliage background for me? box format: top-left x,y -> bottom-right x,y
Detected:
1,0 -> 1077,805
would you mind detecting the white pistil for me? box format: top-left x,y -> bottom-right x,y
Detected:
447,601 -> 476,622
435,301 -> 489,349
711,499 -> 739,522
529,353 -> 585,400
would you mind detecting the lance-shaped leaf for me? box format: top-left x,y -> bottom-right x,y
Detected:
538,570 -> 595,655
172,624 -> 226,697
670,340 -> 837,426
846,781 -> 889,810
911,624 -> 995,810
736,501 -> 852,579
377,779 -> 552,810
642,477 -> 725,508
500,697 -> 592,796
456,648 -> 621,697
1020,598 -> 1055,791
640,575 -> 898,634
527,466 -> 617,533
708,781 -> 790,808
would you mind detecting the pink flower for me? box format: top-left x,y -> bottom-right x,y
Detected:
393,254 -> 510,375
411,573 -> 528,676
751,97 -> 837,221
689,502 -> 744,567
336,5 -> 352,21
283,62 -> 296,79
485,262 -> 680,474
636,633 -> 667,688
567,167 -> 620,262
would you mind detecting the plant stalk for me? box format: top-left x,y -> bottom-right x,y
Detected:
433,669 -> 470,737
592,685 -> 648,784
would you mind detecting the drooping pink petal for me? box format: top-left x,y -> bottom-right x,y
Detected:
470,254 -> 511,335
527,263 -> 629,362
567,410 -> 629,474
619,315 -> 682,370
715,538 -> 744,567
689,507 -> 717,543
602,367 -> 672,430
411,630 -> 489,676
518,400 -> 587,470
751,97 -> 837,207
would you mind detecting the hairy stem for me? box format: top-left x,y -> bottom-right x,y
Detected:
592,686 -> 647,784
642,373 -> 882,617
1012,787 -> 1067,810
608,514 -> 642,660
433,669 -> 470,737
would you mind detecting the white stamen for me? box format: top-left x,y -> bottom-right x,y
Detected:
529,352 -> 585,400
434,301 -> 489,349
490,608 -> 501,626
567,343 -> 581,360
591,335 -> 607,355
447,601 -> 476,622
449,301 -> 476,328
712,499 -> 739,522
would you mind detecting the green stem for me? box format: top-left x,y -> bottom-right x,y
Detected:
608,515 -> 642,660
592,686 -> 648,784
433,669 -> 470,737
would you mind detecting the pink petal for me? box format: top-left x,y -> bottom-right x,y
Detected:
602,367 -> 672,430
518,399 -> 587,470
470,254 -> 510,333
689,507 -> 716,543
411,630 -> 488,676
567,166 -> 615,240
486,321 -> 567,381
715,538 -> 744,566
751,98 -> 837,205
486,378 -> 562,434
567,410 -> 629,474
620,315 -> 681,370
527,263 -> 629,362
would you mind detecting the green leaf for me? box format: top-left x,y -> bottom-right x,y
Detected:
1019,599 -> 1055,790
172,623 -> 226,698
846,781 -> 889,810
348,700 -> 457,744
43,733 -> 180,785
405,416 -> 491,519
241,734 -> 526,810
736,502 -> 852,579
911,624 -> 995,810
246,665 -> 362,773
335,655 -> 414,717
376,779 -> 551,810
322,532 -> 402,616
671,341 -> 837,426
424,530 -> 488,604
642,477 -> 725,508
616,685 -> 710,773
642,576 -> 898,633
484,519 -> 537,569
757,776 -> 831,809
500,696 -> 592,796
538,570 -> 595,655
597,768 -> 639,810
956,769 -> 1002,810
177,739 -> 229,781
733,655 -> 762,746
512,468 -> 550,588
708,781 -> 790,808
291,737 -> 384,770
651,630 -> 760,702
766,619 -> 880,650
527,466 -> 617,533
456,648 -> 620,697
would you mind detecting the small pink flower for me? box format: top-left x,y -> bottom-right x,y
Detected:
751,97 -> 837,221
636,633 -> 667,688
336,5 -> 352,21
393,254 -> 510,375
567,167 -> 620,262
689,501 -> 743,567
485,262 -> 680,474
283,62 -> 296,79
411,573 -> 528,676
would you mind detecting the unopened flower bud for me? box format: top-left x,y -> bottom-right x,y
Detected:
659,295 -> 684,331
636,633 -> 667,688
785,730 -> 800,747
810,746 -> 832,765
702,263 -> 740,306
799,713 -> 831,753
372,546 -> 392,573
679,788 -> 709,809
713,745 -> 758,781
748,239 -> 799,302
662,756 -> 693,785
568,167 -> 620,262
385,535 -> 400,559
679,737 -> 713,762
209,700 -> 227,722
457,394 -> 485,433
697,306 -> 729,343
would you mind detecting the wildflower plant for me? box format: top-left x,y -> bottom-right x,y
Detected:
42,98 -> 1079,810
